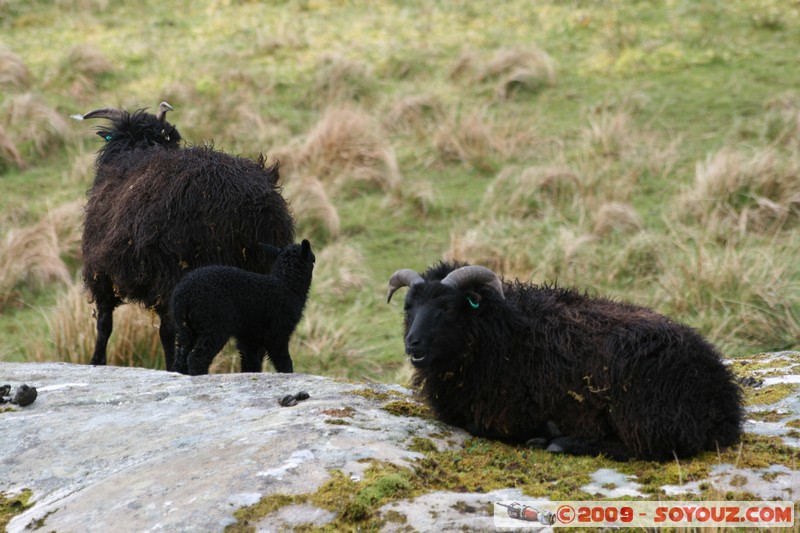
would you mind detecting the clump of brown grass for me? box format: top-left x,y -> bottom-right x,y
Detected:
286,175 -> 341,245
653,224 -> 800,354
278,104 -> 401,195
383,94 -> 445,135
385,177 -> 436,216
482,164 -> 580,218
290,300 -> 378,379
53,44 -> 115,98
0,200 -> 82,309
582,110 -> 633,158
592,201 -> 643,237
44,280 -> 163,368
433,108 -> 506,172
1,93 -> 71,158
760,92 -> 800,146
0,124 -> 24,168
312,240 -> 370,298
450,47 -> 556,98
64,148 -> 96,186
681,147 -> 800,237
309,54 -> 375,106
488,48 -> 557,98
0,46 -> 31,90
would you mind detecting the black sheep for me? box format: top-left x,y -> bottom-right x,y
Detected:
171,239 -> 315,375
76,103 -> 295,371
387,261 -> 743,461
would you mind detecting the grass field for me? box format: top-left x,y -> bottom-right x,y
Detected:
1,0 -> 799,384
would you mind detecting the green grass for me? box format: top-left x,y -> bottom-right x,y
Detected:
1,0 -> 799,379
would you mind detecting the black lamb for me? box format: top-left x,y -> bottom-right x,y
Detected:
171,239 -> 315,375
75,102 -> 295,371
386,262 -> 743,461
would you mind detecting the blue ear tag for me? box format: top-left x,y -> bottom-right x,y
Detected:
467,296 -> 480,309
105,135 -> 113,141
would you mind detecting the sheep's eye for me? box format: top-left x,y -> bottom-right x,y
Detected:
467,296 -> 480,309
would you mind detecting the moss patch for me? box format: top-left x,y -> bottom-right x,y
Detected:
730,355 -> 795,374
349,388 -> 405,402
0,489 -> 33,532
748,409 -> 790,422
322,406 -> 355,418
381,400 -> 433,419
744,383 -> 798,406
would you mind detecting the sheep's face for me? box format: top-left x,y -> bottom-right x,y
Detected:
402,283 -> 481,369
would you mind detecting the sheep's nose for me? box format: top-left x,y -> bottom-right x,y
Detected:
405,335 -> 421,352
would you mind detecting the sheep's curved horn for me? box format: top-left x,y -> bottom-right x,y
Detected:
76,108 -> 125,121
441,265 -> 505,300
387,269 -> 424,303
156,101 -> 173,122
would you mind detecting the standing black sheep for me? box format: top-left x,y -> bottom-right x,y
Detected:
387,262 -> 743,461
75,102 -> 295,371
171,240 -> 315,375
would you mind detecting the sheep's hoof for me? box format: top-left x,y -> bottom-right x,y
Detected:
0,384 -> 10,398
525,438 -> 548,449
294,391 -> 310,401
11,384 -> 37,407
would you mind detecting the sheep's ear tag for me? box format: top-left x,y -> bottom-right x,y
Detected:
467,296 -> 480,310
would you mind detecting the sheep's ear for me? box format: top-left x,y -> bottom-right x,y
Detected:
465,290 -> 482,310
300,239 -> 314,262
258,242 -> 281,258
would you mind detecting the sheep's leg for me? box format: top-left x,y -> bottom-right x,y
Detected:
186,334 -> 229,376
266,338 -> 293,373
237,339 -> 266,373
173,326 -> 194,375
156,305 -> 176,371
89,286 -> 120,366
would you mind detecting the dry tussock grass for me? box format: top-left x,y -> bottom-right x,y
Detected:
761,92 -> 800,146
582,110 -> 633,158
0,124 -> 24,168
286,175 -> 340,245
290,300 -> 377,378
309,53 -> 374,106
280,104 -> 401,195
2,93 -> 71,158
681,147 -> 800,237
45,280 -> 163,367
0,200 -> 83,309
53,44 -> 115,99
591,201 -> 643,236
384,177 -> 436,216
653,225 -> 800,353
64,148 -> 96,185
383,94 -> 445,135
434,108 -> 506,172
312,240 -> 370,298
482,164 -> 580,218
451,47 -> 557,95
486,48 -> 557,99
0,46 -> 31,90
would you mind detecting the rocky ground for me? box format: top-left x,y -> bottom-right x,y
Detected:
0,352 -> 798,532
